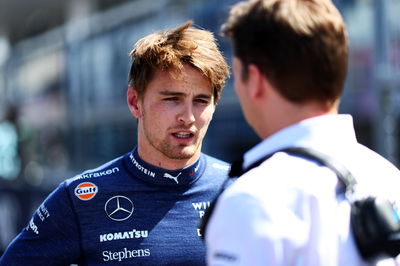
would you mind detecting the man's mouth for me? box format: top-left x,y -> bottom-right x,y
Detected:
172,132 -> 194,139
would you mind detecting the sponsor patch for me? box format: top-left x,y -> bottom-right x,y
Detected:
74,182 -> 98,201
130,154 -> 156,177
102,248 -> 151,262
73,167 -> 120,181
99,229 -> 148,242
28,218 -> 39,235
163,172 -> 181,184
212,163 -> 230,171
104,195 -> 134,221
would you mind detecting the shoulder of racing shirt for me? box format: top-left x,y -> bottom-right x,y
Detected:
65,155 -> 124,187
203,153 -> 231,173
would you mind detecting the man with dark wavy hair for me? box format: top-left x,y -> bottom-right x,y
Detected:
1,21 -> 230,265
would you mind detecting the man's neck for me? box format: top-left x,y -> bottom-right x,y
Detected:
136,144 -> 201,171
260,100 -> 338,140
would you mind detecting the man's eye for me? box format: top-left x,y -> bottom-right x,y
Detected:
195,99 -> 210,104
164,97 -> 178,101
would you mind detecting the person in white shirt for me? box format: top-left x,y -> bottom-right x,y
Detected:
205,0 -> 400,265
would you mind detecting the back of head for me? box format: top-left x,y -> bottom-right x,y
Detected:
129,21 -> 229,103
222,0 -> 348,108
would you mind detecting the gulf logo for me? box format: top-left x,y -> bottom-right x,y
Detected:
74,182 -> 98,201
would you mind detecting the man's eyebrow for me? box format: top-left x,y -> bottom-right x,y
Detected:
158,91 -> 212,99
159,91 -> 184,96
196,94 -> 213,99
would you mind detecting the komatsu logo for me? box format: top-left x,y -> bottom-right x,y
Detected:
74,182 -> 98,201
100,229 -> 148,242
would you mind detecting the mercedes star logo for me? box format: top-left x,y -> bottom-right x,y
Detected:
104,195 -> 134,221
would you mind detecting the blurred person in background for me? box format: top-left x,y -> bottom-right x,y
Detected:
204,0 -> 400,265
0,20 -> 230,265
0,104 -> 21,181
0,103 -> 21,256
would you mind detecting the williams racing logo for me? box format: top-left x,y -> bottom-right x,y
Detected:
74,182 -> 98,201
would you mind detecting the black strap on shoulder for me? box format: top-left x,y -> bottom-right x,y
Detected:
199,147 -> 357,240
277,147 -> 357,195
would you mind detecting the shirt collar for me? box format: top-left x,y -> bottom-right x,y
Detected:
124,147 -> 205,187
243,114 -> 357,169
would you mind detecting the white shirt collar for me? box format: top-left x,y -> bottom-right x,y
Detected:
243,114 -> 357,169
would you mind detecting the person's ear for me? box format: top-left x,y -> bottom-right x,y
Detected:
247,64 -> 264,99
127,86 -> 141,118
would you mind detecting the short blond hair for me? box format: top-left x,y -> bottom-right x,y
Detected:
129,21 -> 229,103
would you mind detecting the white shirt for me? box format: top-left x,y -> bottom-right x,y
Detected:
206,114 -> 400,266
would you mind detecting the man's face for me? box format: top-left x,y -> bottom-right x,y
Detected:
130,64 -> 215,167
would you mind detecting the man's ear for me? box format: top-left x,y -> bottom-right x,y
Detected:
247,64 -> 265,99
127,86 -> 141,118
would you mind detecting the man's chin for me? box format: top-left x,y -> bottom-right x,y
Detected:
167,147 -> 198,160
169,152 -> 195,160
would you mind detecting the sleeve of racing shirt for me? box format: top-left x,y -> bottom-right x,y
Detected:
206,190 -> 310,266
0,182 -> 82,265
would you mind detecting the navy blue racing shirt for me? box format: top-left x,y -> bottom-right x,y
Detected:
0,147 -> 230,265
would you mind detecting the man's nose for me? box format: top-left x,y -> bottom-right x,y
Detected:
177,103 -> 195,124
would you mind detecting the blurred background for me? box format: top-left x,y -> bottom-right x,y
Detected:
0,0 -> 399,255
